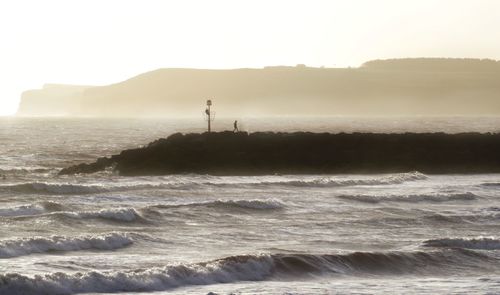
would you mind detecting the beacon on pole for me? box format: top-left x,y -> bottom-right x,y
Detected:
205,99 -> 214,133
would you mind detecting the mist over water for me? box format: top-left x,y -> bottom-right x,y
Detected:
1,117 -> 500,294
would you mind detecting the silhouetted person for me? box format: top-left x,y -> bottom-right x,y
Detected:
233,120 -> 239,132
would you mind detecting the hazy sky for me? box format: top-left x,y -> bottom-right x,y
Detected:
1,0 -> 499,115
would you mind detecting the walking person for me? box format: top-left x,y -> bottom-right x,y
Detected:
233,120 -> 239,132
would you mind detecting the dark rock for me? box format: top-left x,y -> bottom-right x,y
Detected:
59,157 -> 113,175
59,132 -> 500,176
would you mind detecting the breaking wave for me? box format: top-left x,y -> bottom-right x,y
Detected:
0,249 -> 490,295
0,233 -> 133,258
338,192 -> 478,204
423,237 -> 500,250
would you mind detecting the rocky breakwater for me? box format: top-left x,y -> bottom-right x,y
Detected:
59,132 -> 500,176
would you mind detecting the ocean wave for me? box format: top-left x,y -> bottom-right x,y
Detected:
0,201 -> 64,217
0,172 -> 427,195
0,182 -> 180,195
0,249 -> 489,294
56,208 -> 143,222
212,199 -> 284,210
2,179 -> 211,195
257,171 -> 427,187
194,172 -> 426,188
3,205 -> 144,223
338,192 -> 478,204
149,198 -> 285,211
1,182 -> 109,194
0,233 -> 133,258
0,204 -> 45,217
481,182 -> 500,187
423,237 -> 500,250
371,209 -> 500,226
424,207 -> 500,224
0,167 -> 53,174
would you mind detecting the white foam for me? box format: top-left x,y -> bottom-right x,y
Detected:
0,233 -> 133,258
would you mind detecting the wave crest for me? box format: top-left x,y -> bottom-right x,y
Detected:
212,199 -> 284,210
0,201 -> 64,217
149,199 -> 285,211
0,233 -> 133,258
0,249 -> 490,294
57,208 -> 143,222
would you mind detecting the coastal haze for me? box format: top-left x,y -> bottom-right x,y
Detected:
2,0 -> 500,116
16,58 -> 500,117
2,0 -> 500,294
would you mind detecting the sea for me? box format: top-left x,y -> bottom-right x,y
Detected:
1,116 -> 500,295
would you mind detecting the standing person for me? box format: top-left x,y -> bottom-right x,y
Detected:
233,120 -> 239,132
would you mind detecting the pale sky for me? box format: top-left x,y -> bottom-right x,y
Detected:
0,0 -> 499,115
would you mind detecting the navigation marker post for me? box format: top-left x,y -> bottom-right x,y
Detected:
204,99 -> 215,133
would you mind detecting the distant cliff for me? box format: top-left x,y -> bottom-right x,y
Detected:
17,58 -> 500,117
17,84 -> 91,116
59,132 -> 500,176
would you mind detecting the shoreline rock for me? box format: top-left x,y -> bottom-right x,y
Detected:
59,132 -> 500,176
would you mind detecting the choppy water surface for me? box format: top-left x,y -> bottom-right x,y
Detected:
1,117 -> 500,294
